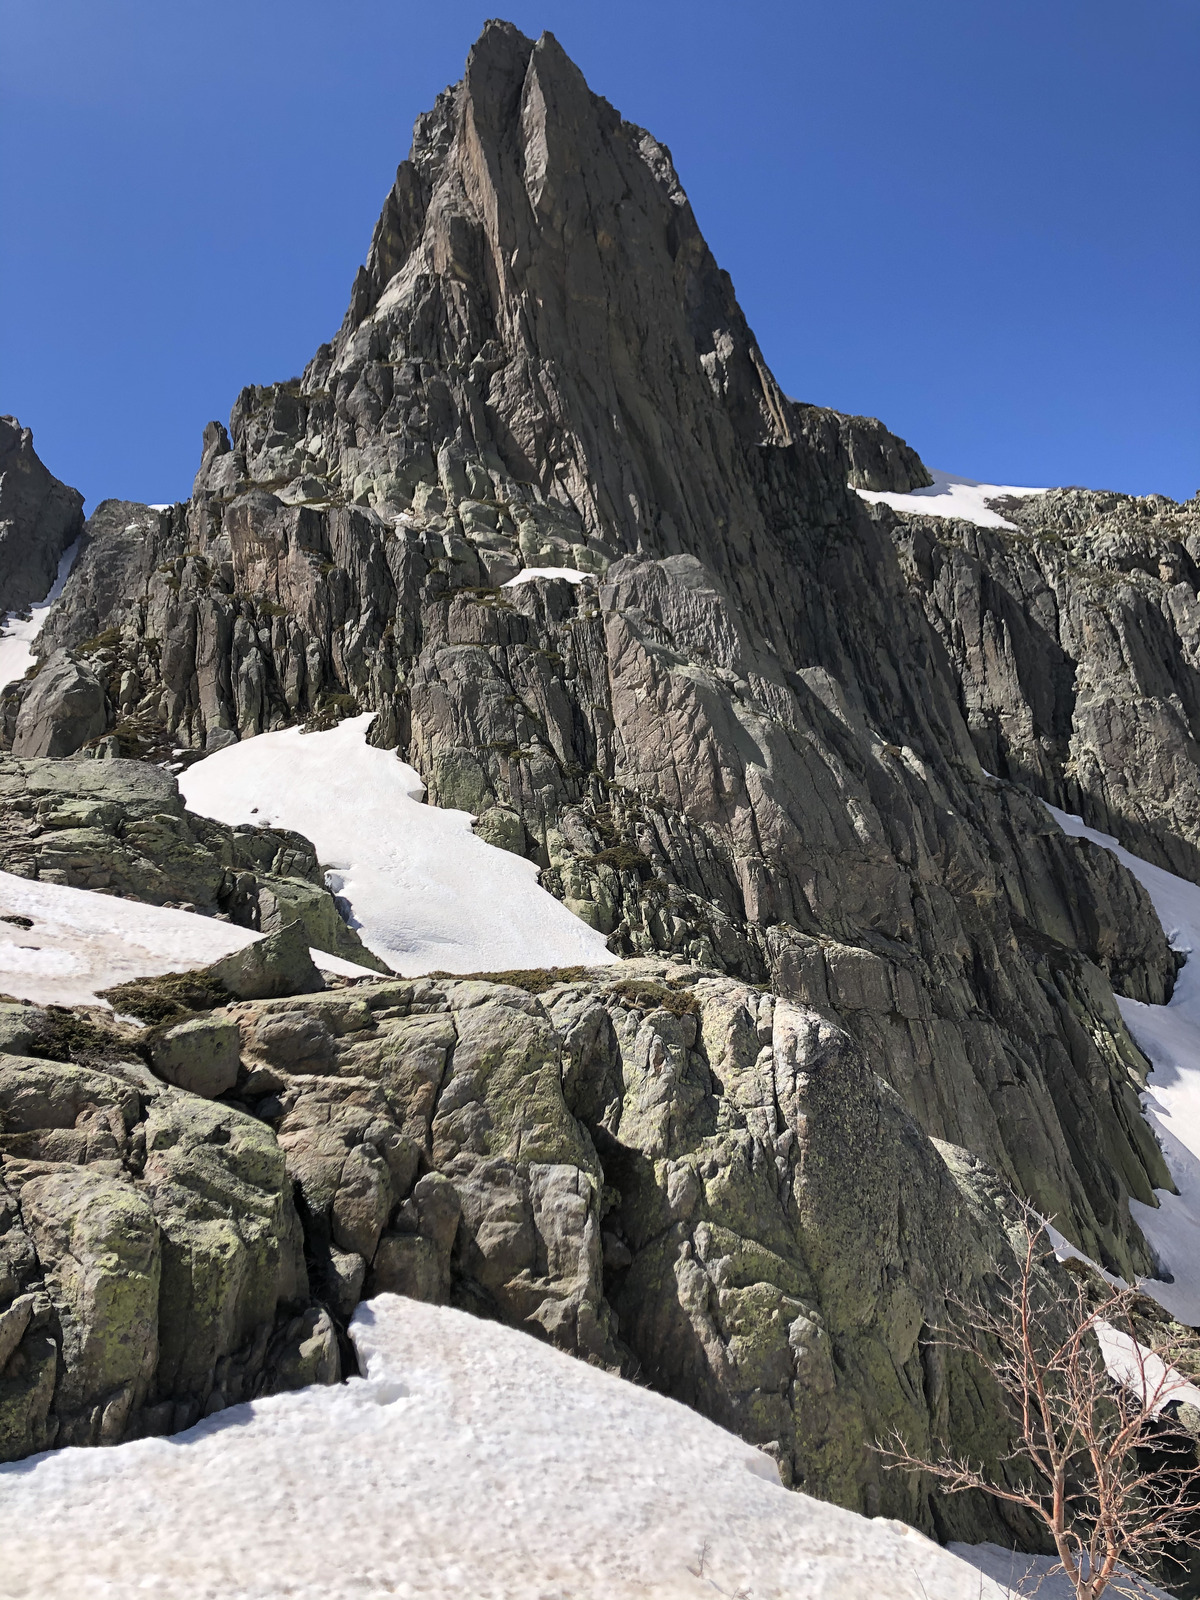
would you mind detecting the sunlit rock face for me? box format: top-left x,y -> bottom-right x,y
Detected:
2,22 -> 1197,1549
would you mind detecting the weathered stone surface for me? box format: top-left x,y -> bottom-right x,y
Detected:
206,922 -> 326,1000
0,416 -> 84,616
0,1009 -> 336,1462
149,1015 -> 241,1098
885,487 -> 1200,882
12,650 -> 108,758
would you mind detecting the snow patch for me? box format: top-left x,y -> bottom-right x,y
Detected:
0,537 -> 81,694
854,469 -> 1046,530
179,715 -> 617,977
0,870 -> 258,1007
1094,1320 -> 1200,1413
1046,801 -> 1200,1324
949,1541 -> 1170,1600
0,871 -> 377,1007
0,1294 -> 1021,1599
502,565 -> 590,586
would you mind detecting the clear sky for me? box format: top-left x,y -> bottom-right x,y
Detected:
2,0 -> 1196,509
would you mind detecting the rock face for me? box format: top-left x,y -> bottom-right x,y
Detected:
0,965 -> 1039,1544
2,19 -> 1195,1541
11,650 -> 107,757
0,1010 -> 339,1460
0,417 -> 84,616
882,488 -> 1200,881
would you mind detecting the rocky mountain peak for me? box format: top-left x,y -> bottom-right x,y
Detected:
7,26 -> 1200,1544
196,19 -> 928,609
0,416 -> 84,616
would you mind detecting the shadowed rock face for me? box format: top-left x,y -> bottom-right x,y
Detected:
1,19 -> 1195,1530
884,487 -> 1200,881
0,417 -> 84,617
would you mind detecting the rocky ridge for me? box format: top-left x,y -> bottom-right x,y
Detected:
0,18 -> 1197,1555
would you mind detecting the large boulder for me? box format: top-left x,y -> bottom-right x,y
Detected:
11,650 -> 108,758
0,1008 -> 337,1461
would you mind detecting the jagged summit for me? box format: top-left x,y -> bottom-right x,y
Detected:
196,18 -> 929,598
7,24 -> 1200,1545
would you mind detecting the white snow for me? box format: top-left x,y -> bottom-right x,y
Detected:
502,565 -> 590,586
0,537 -> 80,695
853,469 -> 1046,531
179,715 -> 616,977
949,1541 -> 1170,1600
1094,1320 -> 1200,1413
0,1293 -> 1024,1600
0,870 -> 259,1006
0,871 -> 378,1008
1046,801 -> 1200,1325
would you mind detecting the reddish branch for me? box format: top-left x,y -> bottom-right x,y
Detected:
879,1216 -> 1200,1599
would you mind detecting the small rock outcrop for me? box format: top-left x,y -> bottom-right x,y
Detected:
0,1009 -> 339,1459
0,417 -> 84,617
0,752 -> 386,970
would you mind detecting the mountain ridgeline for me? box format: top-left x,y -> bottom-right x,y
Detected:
4,19 -> 1200,1548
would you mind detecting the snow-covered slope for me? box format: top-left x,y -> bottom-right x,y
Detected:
1047,802 -> 1200,1325
853,469 -> 1045,530
179,715 -> 617,977
0,869 -> 377,1007
0,537 -> 79,694
0,1293 -> 1019,1600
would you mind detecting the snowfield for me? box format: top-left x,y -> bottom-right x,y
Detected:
853,469 -> 1045,530
0,538 -> 80,695
179,714 -> 617,977
0,870 -> 377,1007
1046,802 -> 1200,1325
0,1293 -> 1031,1600
502,565 -> 590,586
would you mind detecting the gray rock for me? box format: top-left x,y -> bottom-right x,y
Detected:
205,922 -> 325,1001
12,651 -> 108,758
0,416 -> 84,616
149,1015 -> 241,1098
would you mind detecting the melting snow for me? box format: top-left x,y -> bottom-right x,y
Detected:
949,1541 -> 1170,1600
1046,801 -> 1200,1325
179,715 -> 616,977
0,1293 -> 1025,1600
853,469 -> 1046,530
502,565 -> 590,586
0,871 -> 378,1008
0,538 -> 81,695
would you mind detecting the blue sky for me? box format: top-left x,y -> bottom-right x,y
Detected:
2,0 -> 1196,508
